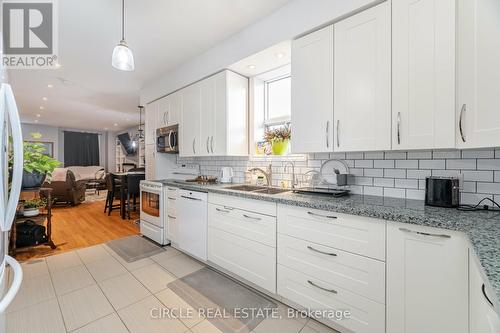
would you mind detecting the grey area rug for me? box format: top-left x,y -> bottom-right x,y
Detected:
168,267 -> 277,333
106,235 -> 164,262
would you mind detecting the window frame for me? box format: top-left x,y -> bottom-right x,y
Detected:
263,74 -> 291,128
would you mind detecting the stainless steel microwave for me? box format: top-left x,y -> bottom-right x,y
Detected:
156,124 -> 179,153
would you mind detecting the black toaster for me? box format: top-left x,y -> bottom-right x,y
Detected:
425,177 -> 460,208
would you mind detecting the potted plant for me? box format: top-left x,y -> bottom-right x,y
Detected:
10,133 -> 61,189
22,198 -> 47,217
264,125 -> 291,155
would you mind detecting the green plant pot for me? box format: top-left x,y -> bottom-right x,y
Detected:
271,139 -> 290,155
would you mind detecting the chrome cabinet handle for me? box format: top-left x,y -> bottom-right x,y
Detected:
482,284 -> 494,307
307,280 -> 337,294
326,121 -> 330,148
307,245 -> 337,256
397,112 -> 401,145
336,120 -> 340,148
167,197 -> 176,200
223,206 -> 234,210
206,137 -> 210,153
181,195 -> 202,201
210,136 -> 214,153
242,214 -> 262,221
167,215 -> 176,219
307,211 -> 337,219
459,104 -> 466,142
192,138 -> 196,154
399,227 -> 451,239
216,207 -> 230,213
167,187 -> 176,191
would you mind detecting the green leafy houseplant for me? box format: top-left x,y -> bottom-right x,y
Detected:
264,125 -> 291,155
23,198 -> 47,209
10,133 -> 61,189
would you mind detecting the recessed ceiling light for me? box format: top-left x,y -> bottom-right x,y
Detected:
247,65 -> 256,70
39,106 -> 44,110
104,127 -> 109,130
34,120 -> 39,123
42,97 -> 48,101
275,52 -> 286,59
113,123 -> 118,127
36,114 -> 41,118
47,84 -> 53,88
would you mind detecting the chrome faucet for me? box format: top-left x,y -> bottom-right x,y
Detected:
248,164 -> 273,188
283,161 -> 298,189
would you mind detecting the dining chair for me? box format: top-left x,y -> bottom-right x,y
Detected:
126,173 -> 145,219
104,173 -> 122,215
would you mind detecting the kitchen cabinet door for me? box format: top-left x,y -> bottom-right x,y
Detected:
456,0 -> 500,148
157,95 -> 170,128
392,0 -> 456,150
145,100 -> 159,145
144,144 -> 155,180
180,83 -> 201,156
386,223 -> 468,333
291,25 -> 334,153
169,90 -> 182,126
334,2 -> 391,152
199,75 -> 216,156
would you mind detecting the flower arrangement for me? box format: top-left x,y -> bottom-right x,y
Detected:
263,125 -> 291,155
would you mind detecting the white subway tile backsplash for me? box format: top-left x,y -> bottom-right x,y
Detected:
384,169 -> 406,178
182,148 -> 500,201
446,159 -> 476,170
419,159 -> 445,169
461,193 -> 493,205
395,160 -> 418,169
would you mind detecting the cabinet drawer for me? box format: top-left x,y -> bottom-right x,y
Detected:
209,203 -> 276,247
278,234 -> 385,304
278,265 -> 385,333
209,193 -> 276,217
166,187 -> 178,215
208,227 -> 276,293
278,205 -> 386,260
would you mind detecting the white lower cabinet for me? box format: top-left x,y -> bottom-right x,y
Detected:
386,223 -> 468,333
207,198 -> 276,293
166,187 -> 178,245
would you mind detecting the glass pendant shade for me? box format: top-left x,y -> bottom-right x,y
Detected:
112,40 -> 134,71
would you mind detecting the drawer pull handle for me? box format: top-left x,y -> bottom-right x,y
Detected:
181,195 -> 202,201
167,197 -> 176,200
399,227 -> 451,239
242,214 -> 261,221
167,215 -> 176,219
223,206 -> 234,210
307,211 -> 337,219
216,208 -> 230,213
167,188 -> 176,191
307,280 -> 337,294
307,246 -> 337,257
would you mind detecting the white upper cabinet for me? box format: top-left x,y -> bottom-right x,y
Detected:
457,0 -> 500,149
157,95 -> 170,128
386,223 -> 468,333
169,91 -> 181,126
180,70 -> 248,157
180,82 -> 201,156
334,2 -> 391,152
145,100 -> 159,145
392,0 -> 456,150
291,25 -> 334,153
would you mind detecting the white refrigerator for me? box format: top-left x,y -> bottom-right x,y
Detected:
0,78 -> 24,328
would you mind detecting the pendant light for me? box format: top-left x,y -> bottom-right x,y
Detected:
112,0 -> 134,71
131,105 -> 144,148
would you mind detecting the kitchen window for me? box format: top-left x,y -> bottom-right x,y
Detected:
264,76 -> 291,127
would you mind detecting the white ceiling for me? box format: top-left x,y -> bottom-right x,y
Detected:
9,0 -> 291,131
228,41 -> 291,77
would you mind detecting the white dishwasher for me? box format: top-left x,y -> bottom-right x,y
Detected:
177,189 -> 208,261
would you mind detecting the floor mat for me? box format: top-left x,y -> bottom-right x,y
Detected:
106,235 -> 164,262
168,267 -> 277,333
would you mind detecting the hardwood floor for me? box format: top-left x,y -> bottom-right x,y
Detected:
14,199 -> 140,262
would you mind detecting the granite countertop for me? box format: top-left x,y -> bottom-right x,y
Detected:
159,179 -> 500,301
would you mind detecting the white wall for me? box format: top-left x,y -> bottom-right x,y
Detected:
140,0 -> 379,104
21,123 -> 60,161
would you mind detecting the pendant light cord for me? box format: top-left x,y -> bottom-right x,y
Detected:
121,0 -> 125,41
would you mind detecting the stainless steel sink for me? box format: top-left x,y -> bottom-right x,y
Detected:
224,185 -> 290,195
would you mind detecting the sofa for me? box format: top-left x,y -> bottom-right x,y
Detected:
43,168 -> 86,205
67,166 -> 106,182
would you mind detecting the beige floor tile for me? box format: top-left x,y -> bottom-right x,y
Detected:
156,253 -> 204,278
51,265 -> 95,296
84,255 -> 127,282
118,295 -> 188,333
20,259 -> 49,279
303,319 -> 340,333
150,247 -> 182,263
6,298 -> 66,333
77,244 -> 112,264
131,263 -> 176,293
7,273 -> 55,313
58,284 -> 114,331
191,319 -> 223,333
99,273 -> 151,310
253,314 -> 306,333
46,251 -> 83,272
156,288 -> 204,328
104,245 -> 155,271
72,313 -> 129,333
